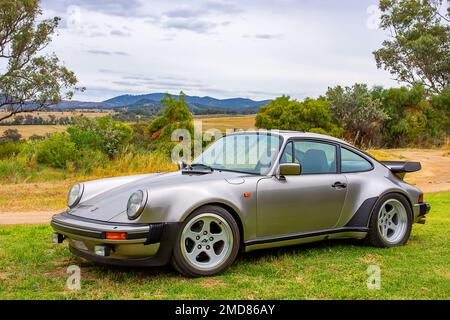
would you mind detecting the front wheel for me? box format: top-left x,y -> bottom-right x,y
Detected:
365,194 -> 412,247
171,206 -> 240,277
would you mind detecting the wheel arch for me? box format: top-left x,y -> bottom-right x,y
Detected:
368,191 -> 413,223
345,190 -> 413,229
185,202 -> 245,250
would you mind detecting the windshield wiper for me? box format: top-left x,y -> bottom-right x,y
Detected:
183,163 -> 214,173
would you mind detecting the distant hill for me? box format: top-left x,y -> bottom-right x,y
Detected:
54,100 -> 114,110
51,93 -> 271,115
104,93 -> 271,111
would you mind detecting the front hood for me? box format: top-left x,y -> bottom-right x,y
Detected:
68,170 -> 246,222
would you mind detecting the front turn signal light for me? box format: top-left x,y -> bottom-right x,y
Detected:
105,232 -> 127,240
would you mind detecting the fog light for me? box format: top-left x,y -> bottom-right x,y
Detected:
52,233 -> 64,244
94,245 -> 111,257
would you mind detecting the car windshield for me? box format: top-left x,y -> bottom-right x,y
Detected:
192,133 -> 282,175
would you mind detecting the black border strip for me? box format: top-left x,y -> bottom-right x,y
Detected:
245,227 -> 368,246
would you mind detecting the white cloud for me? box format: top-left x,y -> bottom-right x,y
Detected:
41,0 -> 397,102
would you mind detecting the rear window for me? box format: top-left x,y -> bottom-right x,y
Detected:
341,148 -> 372,173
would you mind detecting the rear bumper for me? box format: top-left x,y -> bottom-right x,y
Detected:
413,202 -> 431,224
51,211 -> 181,267
417,203 -> 431,217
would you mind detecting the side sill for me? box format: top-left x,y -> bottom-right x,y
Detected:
245,227 -> 369,247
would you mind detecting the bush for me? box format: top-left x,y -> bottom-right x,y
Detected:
0,128 -> 22,142
326,84 -> 389,147
0,141 -> 24,159
0,158 -> 29,183
255,96 -> 342,137
31,133 -> 79,169
67,116 -> 133,158
379,83 -> 448,147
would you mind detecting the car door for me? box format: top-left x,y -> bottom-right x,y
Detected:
256,140 -> 348,238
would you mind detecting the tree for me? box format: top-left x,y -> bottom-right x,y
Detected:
326,84 -> 389,147
380,83 -> 449,146
148,92 -> 194,154
0,128 -> 22,142
0,0 -> 79,122
255,96 -> 343,137
373,0 -> 450,93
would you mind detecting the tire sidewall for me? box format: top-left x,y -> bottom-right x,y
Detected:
172,206 -> 240,277
369,193 -> 413,247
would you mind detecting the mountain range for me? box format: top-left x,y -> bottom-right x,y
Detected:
54,93 -> 271,114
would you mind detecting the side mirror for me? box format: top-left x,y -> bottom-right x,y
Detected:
178,161 -> 187,170
278,163 -> 301,178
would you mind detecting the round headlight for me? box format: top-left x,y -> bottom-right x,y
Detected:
127,190 -> 147,220
67,184 -> 83,208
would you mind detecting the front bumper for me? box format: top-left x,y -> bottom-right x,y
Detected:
51,211 -> 181,267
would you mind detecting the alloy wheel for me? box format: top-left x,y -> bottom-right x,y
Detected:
180,213 -> 234,271
377,199 -> 408,244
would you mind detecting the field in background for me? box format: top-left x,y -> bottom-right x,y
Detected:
0,191 -> 448,299
194,115 -> 256,131
0,114 -> 257,139
0,110 -> 115,120
0,125 -> 67,139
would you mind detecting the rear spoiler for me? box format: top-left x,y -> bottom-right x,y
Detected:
381,161 -> 422,179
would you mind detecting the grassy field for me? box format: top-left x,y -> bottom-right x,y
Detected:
0,115 -> 257,139
194,115 -> 256,131
0,191 -> 448,299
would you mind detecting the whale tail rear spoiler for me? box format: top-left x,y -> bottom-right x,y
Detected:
382,161 -> 422,179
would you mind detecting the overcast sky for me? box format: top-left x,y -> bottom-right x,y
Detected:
40,0 -> 398,102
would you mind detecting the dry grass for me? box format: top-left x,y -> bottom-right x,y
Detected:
0,125 -> 67,139
0,110 -> 115,138
193,115 -> 256,132
0,153 -> 177,213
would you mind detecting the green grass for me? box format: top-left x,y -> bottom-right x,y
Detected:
0,192 -> 449,300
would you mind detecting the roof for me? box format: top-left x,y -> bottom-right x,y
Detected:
227,130 -> 352,146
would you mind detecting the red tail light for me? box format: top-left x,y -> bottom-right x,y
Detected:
418,194 -> 424,203
105,232 -> 127,240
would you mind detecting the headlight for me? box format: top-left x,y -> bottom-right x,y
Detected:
127,190 -> 147,220
67,183 -> 84,208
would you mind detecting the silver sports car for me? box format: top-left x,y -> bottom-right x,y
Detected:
51,131 -> 430,277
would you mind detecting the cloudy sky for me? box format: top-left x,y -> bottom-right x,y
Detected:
40,0 -> 398,102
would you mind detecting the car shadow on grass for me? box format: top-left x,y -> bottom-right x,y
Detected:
71,238 -> 366,279
238,238 -> 366,263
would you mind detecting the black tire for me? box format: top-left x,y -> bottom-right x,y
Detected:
365,193 -> 413,247
171,205 -> 240,277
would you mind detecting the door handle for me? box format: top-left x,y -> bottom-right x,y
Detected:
332,182 -> 347,189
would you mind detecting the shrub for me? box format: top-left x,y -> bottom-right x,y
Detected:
0,141 -> 24,159
326,84 -> 389,147
0,128 -> 22,142
379,83 -> 447,147
256,96 -> 342,137
67,116 -> 133,158
32,133 -> 78,169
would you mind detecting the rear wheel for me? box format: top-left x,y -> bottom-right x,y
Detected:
365,194 -> 412,247
171,206 -> 240,277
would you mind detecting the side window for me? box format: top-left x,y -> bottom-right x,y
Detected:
293,141 -> 337,174
341,148 -> 373,173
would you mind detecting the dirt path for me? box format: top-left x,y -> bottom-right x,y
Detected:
0,149 -> 448,226
379,149 -> 450,193
0,211 -> 55,226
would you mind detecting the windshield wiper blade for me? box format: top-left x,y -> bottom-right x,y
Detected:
188,163 -> 214,171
